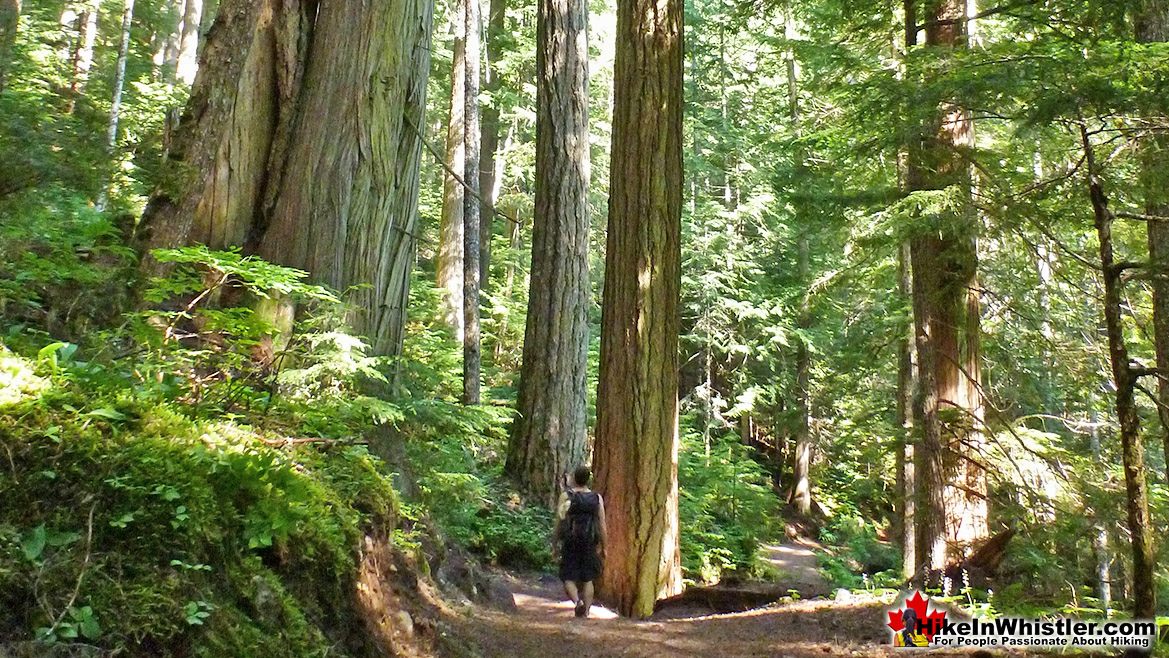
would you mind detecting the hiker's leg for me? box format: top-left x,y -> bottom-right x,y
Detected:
581,581 -> 594,613
564,580 -> 580,604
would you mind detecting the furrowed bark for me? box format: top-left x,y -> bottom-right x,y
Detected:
594,0 -> 684,616
478,0 -> 508,286
259,0 -> 434,357
896,241 -> 917,580
505,0 -> 591,508
906,0 -> 986,575
438,7 -> 467,340
143,0 -> 434,361
462,0 -> 483,404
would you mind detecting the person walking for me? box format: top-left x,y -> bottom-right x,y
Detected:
552,465 -> 607,618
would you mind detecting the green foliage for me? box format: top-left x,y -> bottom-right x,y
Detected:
677,411 -> 783,583
399,398 -> 553,570
0,188 -> 134,337
815,509 -> 899,589
0,346 -> 400,656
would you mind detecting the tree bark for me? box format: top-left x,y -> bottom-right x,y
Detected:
258,0 -> 434,358
786,39 -> 813,517
906,0 -> 986,575
478,0 -> 508,286
896,241 -> 917,580
159,0 -> 182,81
437,10 -> 467,340
142,0 -> 434,360
0,0 -> 19,93
1089,407 -> 1112,615
66,0 -> 99,111
176,0 -> 202,84
505,0 -> 590,508
790,233 -> 812,515
462,0 -> 483,404
106,0 -> 136,151
593,0 -> 684,617
1082,125 -> 1157,621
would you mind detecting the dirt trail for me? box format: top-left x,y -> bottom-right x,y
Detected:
759,540 -> 832,599
447,552 -> 1010,658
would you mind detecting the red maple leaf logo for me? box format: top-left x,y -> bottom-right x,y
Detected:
887,591 -> 948,641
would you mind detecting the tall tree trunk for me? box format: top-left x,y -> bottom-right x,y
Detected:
896,241 -> 917,580
0,0 -> 19,93
906,0 -> 985,575
158,0 -> 182,81
1137,0 -> 1169,486
66,0 -> 99,111
478,0 -> 508,287
176,0 -> 202,84
790,233 -> 812,515
505,0 -> 590,507
97,0 -> 136,209
437,10 -> 467,340
896,1 -> 918,580
786,33 -> 813,517
106,0 -> 136,151
142,0 -> 434,360
258,0 -> 433,358
593,0 -> 684,616
1081,125 -> 1156,620
1089,407 -> 1113,615
462,0 -> 483,404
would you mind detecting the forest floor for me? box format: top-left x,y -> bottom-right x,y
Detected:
446,543 -> 1028,658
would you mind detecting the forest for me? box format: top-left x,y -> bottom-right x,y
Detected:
1,0 -> 1169,655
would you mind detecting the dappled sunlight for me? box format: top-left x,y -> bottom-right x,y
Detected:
0,347 -> 49,407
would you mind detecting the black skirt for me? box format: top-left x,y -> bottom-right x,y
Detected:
559,542 -> 602,583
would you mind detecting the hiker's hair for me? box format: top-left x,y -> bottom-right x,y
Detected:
573,465 -> 592,486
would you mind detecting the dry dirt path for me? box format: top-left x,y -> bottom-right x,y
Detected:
446,554 -> 1022,658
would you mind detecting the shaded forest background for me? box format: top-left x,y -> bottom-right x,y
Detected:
2,0 -> 1169,653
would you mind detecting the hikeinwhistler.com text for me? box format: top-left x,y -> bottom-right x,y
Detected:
928,618 -> 1156,649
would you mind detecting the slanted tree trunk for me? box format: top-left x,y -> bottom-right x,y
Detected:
462,0 -> 483,404
906,0 -> 986,575
437,9 -> 467,340
142,0 -> 315,251
505,0 -> 590,508
1081,124 -> 1157,621
593,0 -> 684,616
142,0 -> 434,360
1137,0 -> 1169,486
478,0 -> 508,286
0,0 -> 19,93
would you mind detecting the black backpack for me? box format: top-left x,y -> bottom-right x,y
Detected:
562,491 -> 600,549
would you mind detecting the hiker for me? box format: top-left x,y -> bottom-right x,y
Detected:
552,465 -> 607,618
